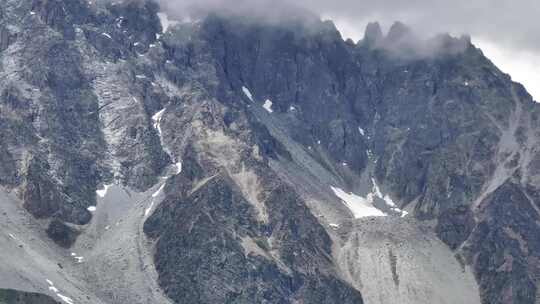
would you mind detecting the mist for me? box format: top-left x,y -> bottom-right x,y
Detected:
155,0 -> 472,58
155,0 -> 317,25
154,0 -> 539,100
155,0 -> 539,52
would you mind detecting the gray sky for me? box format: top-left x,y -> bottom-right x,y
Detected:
157,0 -> 540,100
312,0 -> 540,52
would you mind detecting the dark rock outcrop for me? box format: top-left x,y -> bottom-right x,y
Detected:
0,289 -> 59,304
146,13 -> 540,303
0,0 -> 539,303
46,218 -> 81,248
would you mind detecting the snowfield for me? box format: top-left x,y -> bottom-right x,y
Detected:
331,186 -> 387,218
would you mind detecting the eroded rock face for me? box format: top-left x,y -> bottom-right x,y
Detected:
145,173 -> 363,303
140,85 -> 363,302
463,182 -> 540,304
0,0 -> 167,243
147,14 -> 539,304
0,0 -> 539,303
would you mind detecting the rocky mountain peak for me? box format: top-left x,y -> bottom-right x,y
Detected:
386,21 -> 412,42
363,21 -> 383,47
0,1 -> 539,304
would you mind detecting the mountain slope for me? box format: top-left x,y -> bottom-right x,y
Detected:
0,0 -> 538,303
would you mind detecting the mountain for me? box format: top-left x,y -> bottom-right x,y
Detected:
0,0 -> 539,303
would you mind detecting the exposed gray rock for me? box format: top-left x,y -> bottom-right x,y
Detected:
0,0 -> 538,303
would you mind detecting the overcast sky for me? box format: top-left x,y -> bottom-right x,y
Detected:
157,0 -> 540,101
318,0 -> 540,101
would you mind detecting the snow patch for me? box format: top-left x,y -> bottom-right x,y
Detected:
74,256 -> 84,263
48,286 -> 59,293
96,184 -> 111,198
371,178 -> 396,207
152,184 -> 165,198
263,99 -> 273,113
115,16 -> 123,28
242,86 -> 253,101
152,108 -> 166,135
87,206 -> 97,212
145,201 -> 155,217
331,186 -> 386,218
157,12 -> 179,33
45,280 -> 74,304
56,294 -> 74,304
358,127 -> 365,136
329,223 -> 340,229
371,178 -> 408,217
174,162 -> 182,174
101,33 -> 112,39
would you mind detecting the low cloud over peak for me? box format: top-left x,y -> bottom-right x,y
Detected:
154,0 -> 539,100
155,0 -> 539,53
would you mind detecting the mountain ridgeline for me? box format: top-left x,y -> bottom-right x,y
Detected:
0,0 -> 539,304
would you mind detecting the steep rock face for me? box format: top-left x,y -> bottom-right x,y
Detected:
0,0 -> 539,303
464,181 -> 540,303
149,14 -> 539,304
365,50 -> 540,303
145,172 -> 363,303
0,0 -> 168,244
142,93 -> 363,302
1,0 -> 107,230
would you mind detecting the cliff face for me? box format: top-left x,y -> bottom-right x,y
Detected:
0,1 -> 539,304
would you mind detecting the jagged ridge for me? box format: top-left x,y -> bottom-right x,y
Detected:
0,0 -> 539,304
